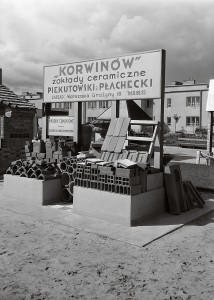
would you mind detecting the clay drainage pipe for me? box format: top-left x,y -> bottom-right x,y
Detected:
68,181 -> 75,195
67,166 -> 74,175
27,168 -> 34,177
61,188 -> 72,202
61,172 -> 73,187
35,169 -> 42,177
30,172 -> 37,179
6,167 -> 14,175
60,162 -> 67,172
20,172 -> 28,177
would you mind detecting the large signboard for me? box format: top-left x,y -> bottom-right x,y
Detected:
48,116 -> 74,136
206,79 -> 214,111
44,50 -> 163,102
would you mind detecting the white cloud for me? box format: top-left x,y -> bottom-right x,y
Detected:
0,0 -> 214,93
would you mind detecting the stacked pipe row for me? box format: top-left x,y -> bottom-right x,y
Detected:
6,159 -> 61,181
59,156 -> 85,202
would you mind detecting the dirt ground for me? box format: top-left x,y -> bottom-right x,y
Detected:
0,192 -> 214,300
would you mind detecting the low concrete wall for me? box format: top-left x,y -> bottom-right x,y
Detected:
73,186 -> 166,226
3,175 -> 61,205
170,162 -> 214,190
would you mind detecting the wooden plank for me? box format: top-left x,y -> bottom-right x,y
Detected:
106,118 -> 117,136
169,165 -> 188,212
188,181 -> 205,205
148,123 -> 159,156
114,136 -> 126,153
119,117 -> 130,136
182,181 -> 195,210
101,136 -> 112,151
127,136 -> 153,142
108,136 -> 119,152
164,171 -> 181,215
130,120 -> 158,125
113,118 -> 124,137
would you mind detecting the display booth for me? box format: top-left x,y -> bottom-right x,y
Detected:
4,49 -> 168,225
42,49 -> 167,225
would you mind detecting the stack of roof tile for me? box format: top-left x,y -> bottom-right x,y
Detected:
0,84 -> 35,110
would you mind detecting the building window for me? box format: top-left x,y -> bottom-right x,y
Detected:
88,101 -> 97,109
186,96 -> 200,107
64,103 -> 69,109
99,101 -> 109,109
69,102 -> 73,109
88,117 -> 96,123
167,117 -> 171,126
186,116 -> 200,126
167,98 -> 171,108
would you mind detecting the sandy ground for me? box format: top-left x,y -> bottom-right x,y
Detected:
0,192 -> 214,300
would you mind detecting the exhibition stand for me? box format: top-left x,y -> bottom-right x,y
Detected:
5,49 -> 197,226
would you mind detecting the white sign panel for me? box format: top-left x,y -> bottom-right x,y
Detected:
48,116 -> 74,136
206,79 -> 214,111
44,50 -> 163,102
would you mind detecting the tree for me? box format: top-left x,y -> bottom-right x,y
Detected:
173,114 -> 181,133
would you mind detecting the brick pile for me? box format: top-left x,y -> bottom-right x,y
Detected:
74,162 -> 147,196
0,107 -> 35,174
25,139 -> 69,164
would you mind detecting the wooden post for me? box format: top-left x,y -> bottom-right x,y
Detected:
82,102 -> 87,124
208,111 -> 213,155
73,102 -> 82,152
154,49 -> 166,170
111,101 -> 120,118
42,103 -> 51,141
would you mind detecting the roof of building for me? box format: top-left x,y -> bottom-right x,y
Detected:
0,84 -> 36,110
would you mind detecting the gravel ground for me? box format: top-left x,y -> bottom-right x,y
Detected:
0,192 -> 214,300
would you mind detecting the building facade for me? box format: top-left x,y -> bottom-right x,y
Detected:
144,80 -> 209,134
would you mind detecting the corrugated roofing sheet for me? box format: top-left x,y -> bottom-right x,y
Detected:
0,84 -> 36,110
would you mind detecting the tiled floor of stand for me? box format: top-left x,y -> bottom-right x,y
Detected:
1,182 -> 214,247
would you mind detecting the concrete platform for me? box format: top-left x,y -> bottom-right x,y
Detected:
1,180 -> 214,247
55,199 -> 214,246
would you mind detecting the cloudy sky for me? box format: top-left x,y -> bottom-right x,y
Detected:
1,0 -> 214,93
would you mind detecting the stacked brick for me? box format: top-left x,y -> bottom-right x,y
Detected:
25,139 -> 67,164
0,107 -> 35,174
74,163 -> 146,196
6,158 -> 61,181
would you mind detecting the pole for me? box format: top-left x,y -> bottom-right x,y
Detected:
73,102 -> 82,153
111,101 -> 120,118
154,49 -> 166,170
209,111 -> 213,155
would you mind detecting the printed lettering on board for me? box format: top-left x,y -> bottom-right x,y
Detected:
48,116 -> 74,136
44,50 -> 163,102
